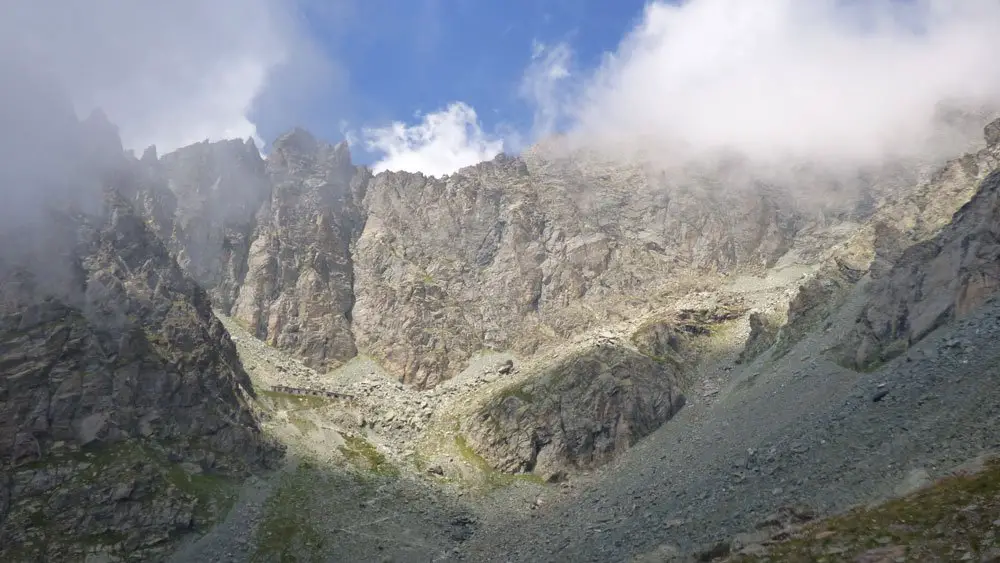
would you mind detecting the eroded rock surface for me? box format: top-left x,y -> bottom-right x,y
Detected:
836,121 -> 1000,368
146,138 -> 891,388
0,82 -> 280,561
230,129 -> 366,371
462,342 -> 686,477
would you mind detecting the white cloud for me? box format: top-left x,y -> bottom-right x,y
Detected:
561,0 -> 1000,166
363,102 -> 504,176
520,41 -> 575,140
0,0 -> 331,154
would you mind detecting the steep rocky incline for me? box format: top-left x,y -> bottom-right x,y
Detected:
0,92 -> 280,562
772,119 -> 1000,360
146,132 -> 905,389
230,129 -> 367,371
462,341 -> 686,479
839,125 -> 1000,368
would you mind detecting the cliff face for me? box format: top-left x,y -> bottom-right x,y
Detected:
150,139 -> 829,388
350,152 -> 805,387
0,83 -> 279,560
144,132 -> 899,388
231,129 -> 366,370
159,138 -> 270,312
837,122 -> 1000,368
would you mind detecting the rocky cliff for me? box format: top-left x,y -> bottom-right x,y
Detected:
149,137 -> 891,388
838,121 -> 1000,368
230,129 -> 366,370
461,341 -> 686,478
0,80 -> 280,561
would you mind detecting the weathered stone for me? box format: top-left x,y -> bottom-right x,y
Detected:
840,129 -> 1000,369
462,343 -> 685,475
0,90 -> 281,560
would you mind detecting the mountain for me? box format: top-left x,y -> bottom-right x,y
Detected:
6,60 -> 1000,561
0,70 -> 280,562
144,130 -> 920,389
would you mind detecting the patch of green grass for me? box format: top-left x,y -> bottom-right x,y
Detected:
339,434 -> 399,477
251,465 -> 329,563
288,413 -> 319,435
731,458 -> 1000,562
259,390 -> 331,411
454,435 -> 545,489
164,465 -> 238,525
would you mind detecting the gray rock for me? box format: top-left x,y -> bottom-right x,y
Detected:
462,343 -> 685,475
0,96 -> 281,561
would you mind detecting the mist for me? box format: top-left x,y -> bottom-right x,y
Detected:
556,0 -> 1000,169
0,0 -> 330,154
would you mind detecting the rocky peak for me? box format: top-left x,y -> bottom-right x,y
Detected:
0,77 -> 280,560
152,138 -> 271,311
985,118 -> 1000,148
272,126 -> 318,153
140,144 -> 158,164
268,128 -> 355,183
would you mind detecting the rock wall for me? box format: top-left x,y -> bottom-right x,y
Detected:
769,120 -> 1000,365
0,90 -> 280,560
231,129 -> 366,371
143,126 -> 978,389
842,166 -> 1000,368
461,342 -> 686,478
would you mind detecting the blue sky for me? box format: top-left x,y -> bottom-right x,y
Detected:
249,0 -> 649,165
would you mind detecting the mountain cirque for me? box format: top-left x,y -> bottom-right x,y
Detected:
4,65 -> 1000,562
137,126 -> 916,389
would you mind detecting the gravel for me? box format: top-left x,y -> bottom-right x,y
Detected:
458,293 -> 1000,562
182,285 -> 1000,563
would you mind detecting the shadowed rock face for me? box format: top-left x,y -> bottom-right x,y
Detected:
0,191 -> 270,466
0,86 -> 280,560
461,343 -> 686,477
836,121 -> 1000,369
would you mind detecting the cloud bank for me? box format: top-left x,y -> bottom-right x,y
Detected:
0,0 -> 328,154
367,0 -> 1000,174
363,102 -> 504,176
570,0 -> 1000,166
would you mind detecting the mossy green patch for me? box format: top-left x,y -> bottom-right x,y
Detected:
251,464 -> 329,563
288,413 -> 319,435
454,434 -> 545,490
339,434 -> 399,477
259,390 -> 331,411
164,465 -> 238,525
730,458 -> 1000,562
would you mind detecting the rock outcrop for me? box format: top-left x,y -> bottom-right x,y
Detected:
816,120 -> 1000,368
842,166 -> 1000,368
0,77 -> 280,561
158,137 -> 270,311
230,129 -> 366,370
774,120 -> 1000,363
461,341 -> 686,477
